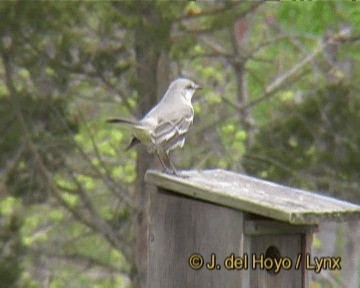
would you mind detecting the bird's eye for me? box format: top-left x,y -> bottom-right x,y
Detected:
186,84 -> 194,90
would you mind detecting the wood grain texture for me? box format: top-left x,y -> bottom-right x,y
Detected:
145,169 -> 360,224
244,220 -> 317,236
249,235 -> 303,288
148,188 -> 247,288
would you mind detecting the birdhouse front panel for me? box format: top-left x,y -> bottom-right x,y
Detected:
145,169 -> 360,288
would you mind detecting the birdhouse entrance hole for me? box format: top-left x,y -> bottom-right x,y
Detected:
265,245 -> 281,275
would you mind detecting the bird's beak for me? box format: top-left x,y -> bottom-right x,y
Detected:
195,84 -> 202,90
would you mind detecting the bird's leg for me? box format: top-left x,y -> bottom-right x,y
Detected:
156,152 -> 167,171
165,152 -> 178,175
156,150 -> 173,174
165,152 -> 189,178
157,150 -> 177,175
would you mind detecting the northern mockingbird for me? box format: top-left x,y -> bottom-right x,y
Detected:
107,78 -> 201,175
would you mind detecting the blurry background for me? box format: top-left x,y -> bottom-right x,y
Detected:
0,2 -> 359,288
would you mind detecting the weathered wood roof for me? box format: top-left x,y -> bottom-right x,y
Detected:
145,169 -> 360,225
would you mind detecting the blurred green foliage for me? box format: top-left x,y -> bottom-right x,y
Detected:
245,83 -> 360,202
0,1 -> 358,287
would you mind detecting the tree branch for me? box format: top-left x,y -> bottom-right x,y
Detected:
29,248 -> 129,276
2,42 -> 133,268
226,28 -> 350,111
49,105 -> 134,208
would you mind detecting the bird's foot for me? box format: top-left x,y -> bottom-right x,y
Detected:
162,168 -> 189,178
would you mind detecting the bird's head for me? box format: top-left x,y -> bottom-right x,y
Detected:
167,78 -> 202,102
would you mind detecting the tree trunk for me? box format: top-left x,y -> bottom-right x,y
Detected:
232,17 -> 255,152
132,4 -> 171,288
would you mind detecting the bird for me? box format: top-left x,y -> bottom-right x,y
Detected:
107,78 -> 201,175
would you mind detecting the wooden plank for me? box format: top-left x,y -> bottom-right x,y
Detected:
145,169 -> 360,225
148,188 -> 247,288
249,235 -> 303,288
302,232 -> 313,288
244,220 -> 317,236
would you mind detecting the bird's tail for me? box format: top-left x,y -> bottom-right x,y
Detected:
107,118 -> 151,151
106,118 -> 138,126
106,118 -> 144,151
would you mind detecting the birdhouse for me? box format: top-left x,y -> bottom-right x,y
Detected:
145,169 -> 360,288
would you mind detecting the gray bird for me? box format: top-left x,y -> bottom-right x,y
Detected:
107,78 -> 201,175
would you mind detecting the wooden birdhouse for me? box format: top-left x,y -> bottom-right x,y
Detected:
145,169 -> 360,288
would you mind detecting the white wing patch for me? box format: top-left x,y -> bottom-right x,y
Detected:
152,109 -> 193,152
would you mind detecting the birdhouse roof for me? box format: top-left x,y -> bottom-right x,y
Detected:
145,169 -> 360,225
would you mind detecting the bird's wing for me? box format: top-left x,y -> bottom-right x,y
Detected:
152,107 -> 194,151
